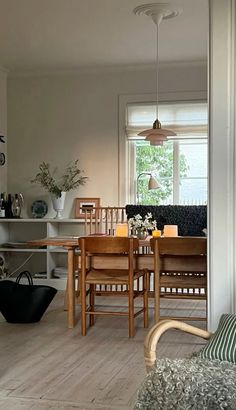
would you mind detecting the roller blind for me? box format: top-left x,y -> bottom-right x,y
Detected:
126,101 -> 208,140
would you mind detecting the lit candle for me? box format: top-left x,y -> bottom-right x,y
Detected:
163,225 -> 178,237
115,223 -> 129,237
152,230 -> 161,237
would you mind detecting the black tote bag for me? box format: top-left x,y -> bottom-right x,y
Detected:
0,271 -> 57,323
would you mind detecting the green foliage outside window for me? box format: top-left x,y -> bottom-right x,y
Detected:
136,142 -> 189,204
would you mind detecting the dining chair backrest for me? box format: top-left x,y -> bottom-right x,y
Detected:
150,236 -> 207,273
83,207 -> 127,235
152,236 -> 207,255
79,236 -> 139,254
150,236 -> 207,322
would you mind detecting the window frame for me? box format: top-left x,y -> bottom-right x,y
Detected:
118,91 -> 208,206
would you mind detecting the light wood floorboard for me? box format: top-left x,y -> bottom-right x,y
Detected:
0,292 -> 207,410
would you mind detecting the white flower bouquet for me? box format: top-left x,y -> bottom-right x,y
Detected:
128,212 -> 157,234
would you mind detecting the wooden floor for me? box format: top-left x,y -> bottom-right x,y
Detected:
0,293 -> 207,410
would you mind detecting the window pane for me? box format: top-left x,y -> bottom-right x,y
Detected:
135,139 -> 207,204
179,178 -> 207,203
179,140 -> 207,178
159,180 -> 173,205
136,141 -> 174,204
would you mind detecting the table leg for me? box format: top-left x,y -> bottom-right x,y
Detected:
67,247 -> 75,328
64,280 -> 68,311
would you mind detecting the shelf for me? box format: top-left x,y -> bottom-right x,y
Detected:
0,247 -> 47,253
0,218 -> 86,223
48,246 -> 68,253
0,218 -> 85,290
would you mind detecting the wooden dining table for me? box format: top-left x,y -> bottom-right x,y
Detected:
28,236 -> 153,329
28,235 -> 207,328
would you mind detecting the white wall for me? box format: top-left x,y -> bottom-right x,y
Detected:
0,68 -> 7,193
7,62 -> 207,218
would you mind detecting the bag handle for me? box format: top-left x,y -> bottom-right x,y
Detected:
16,270 -> 33,286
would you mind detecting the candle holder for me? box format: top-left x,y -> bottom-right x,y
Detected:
152,229 -> 162,237
115,223 -> 129,237
163,225 -> 178,237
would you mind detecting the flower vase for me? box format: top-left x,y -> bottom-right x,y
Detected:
51,192 -> 66,219
136,230 -> 147,240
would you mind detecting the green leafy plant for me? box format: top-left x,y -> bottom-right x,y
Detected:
31,160 -> 88,198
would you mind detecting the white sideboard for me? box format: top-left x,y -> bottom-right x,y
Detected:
0,219 -> 85,289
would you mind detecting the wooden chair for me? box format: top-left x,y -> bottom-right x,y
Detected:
150,237 -> 207,322
83,206 -> 126,235
79,236 -> 149,337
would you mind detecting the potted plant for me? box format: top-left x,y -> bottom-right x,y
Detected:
31,160 -> 88,218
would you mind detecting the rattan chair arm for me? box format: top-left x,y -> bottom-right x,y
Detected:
144,320 -> 213,372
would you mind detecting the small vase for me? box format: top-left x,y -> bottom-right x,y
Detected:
51,192 -> 66,219
136,230 -> 147,240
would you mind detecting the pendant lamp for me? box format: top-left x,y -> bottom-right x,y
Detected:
133,3 -> 181,145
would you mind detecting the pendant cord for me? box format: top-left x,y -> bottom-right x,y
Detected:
133,3 -> 179,141
156,19 -> 159,120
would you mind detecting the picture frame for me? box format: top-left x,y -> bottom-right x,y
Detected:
75,197 -> 101,218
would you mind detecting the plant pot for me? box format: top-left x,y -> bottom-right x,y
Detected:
51,192 -> 66,219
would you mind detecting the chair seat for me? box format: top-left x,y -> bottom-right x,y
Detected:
85,268 -> 146,285
135,357 -> 236,409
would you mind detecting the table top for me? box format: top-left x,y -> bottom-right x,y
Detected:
28,236 -> 80,247
27,235 -> 152,248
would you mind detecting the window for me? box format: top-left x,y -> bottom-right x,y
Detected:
179,140 -> 207,204
126,101 -> 208,205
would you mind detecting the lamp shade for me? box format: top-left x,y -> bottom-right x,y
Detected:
163,225 -> 178,237
138,120 -> 176,145
148,176 -> 159,190
115,223 -> 129,237
137,172 -> 160,204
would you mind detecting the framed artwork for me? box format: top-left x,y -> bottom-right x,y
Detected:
75,197 -> 101,218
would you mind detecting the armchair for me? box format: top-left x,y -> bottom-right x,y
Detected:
134,317 -> 236,409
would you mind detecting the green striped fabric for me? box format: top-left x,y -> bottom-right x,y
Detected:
199,314 -> 236,364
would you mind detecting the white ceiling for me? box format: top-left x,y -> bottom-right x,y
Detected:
0,0 -> 208,72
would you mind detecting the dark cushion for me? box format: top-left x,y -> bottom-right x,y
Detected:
125,205 -> 207,236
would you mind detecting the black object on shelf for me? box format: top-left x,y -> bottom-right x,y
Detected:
0,270 -> 57,323
0,193 -> 6,218
6,194 -> 13,218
